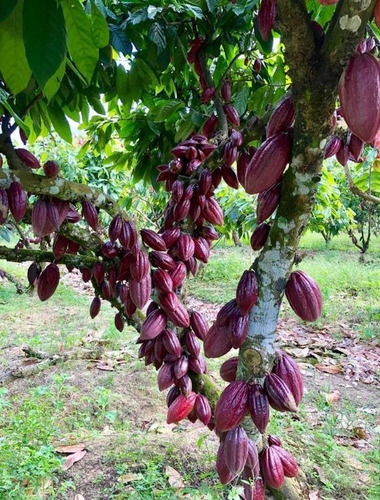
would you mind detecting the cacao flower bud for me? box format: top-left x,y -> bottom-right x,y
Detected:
214,380 -> 249,432
37,263 -> 60,301
285,270 -> 322,322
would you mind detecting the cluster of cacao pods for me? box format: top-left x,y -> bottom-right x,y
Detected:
204,270 -> 258,357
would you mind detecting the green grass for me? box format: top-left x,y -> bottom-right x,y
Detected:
188,232 -> 380,341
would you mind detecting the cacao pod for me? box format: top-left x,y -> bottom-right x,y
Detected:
82,200 -> 99,231
7,182 -> 27,222
52,234 -> 69,260
236,270 -> 258,316
130,250 -> 150,282
216,441 -> 235,484
129,275 -> 151,309
220,357 -> 238,382
228,313 -> 249,349
285,270 -> 322,322
194,394 -> 212,425
162,329 -> 182,358
264,373 -> 298,412
167,392 -> 197,424
15,148 -> 40,168
177,233 -> 195,261
266,95 -> 295,138
37,263 -> 60,301
223,426 -> 248,476
149,251 -> 177,271
258,0 -> 276,41
90,296 -> 101,318
223,104 -> 240,127
114,312 -> 125,332
174,354 -> 189,380
324,136 -> 342,159
339,52 -> 380,143
250,223 -> 270,251
204,323 -> 232,358
27,261 -> 41,285
170,261 -> 187,289
348,134 -> 364,161
245,133 -> 292,194
153,269 -> 173,294
248,384 -> 269,434
256,181 -> 282,224
31,198 -> 48,237
189,311 -> 209,341
272,351 -> 303,405
140,309 -> 167,341
141,229 -> 167,251
158,363 -> 175,391
0,188 -> 9,225
271,445 -> 298,477
260,446 -> 285,489
214,380 -> 249,432
43,160 -> 60,178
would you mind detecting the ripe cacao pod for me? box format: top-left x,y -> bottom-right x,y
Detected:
260,446 -> 285,489
285,270 -> 322,322
245,133 -> 292,194
258,0 -> 276,41
236,270 -> 258,316
149,251 -> 177,271
250,223 -> 270,251
184,330 -> 201,358
248,384 -> 270,434
223,426 -> 248,476
220,357 -> 238,382
339,52 -> 380,143
15,148 -> 40,168
266,95 -> 295,138
272,351 -> 304,405
264,373 -> 298,412
214,380 -> 249,432
256,181 -> 282,224
7,182 -> 27,222
43,160 -> 60,177
0,188 -> 9,225
37,263 -> 60,301
167,392 -> 197,424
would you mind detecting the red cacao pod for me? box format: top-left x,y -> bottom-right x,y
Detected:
170,261 -> 187,289
82,200 -> 99,231
31,198 -> 48,237
257,0 -> 276,41
228,313 -> 249,349
141,229 -> 167,251
221,80 -> 231,102
149,251 -> 177,271
236,270 -> 258,316
15,148 -> 40,168
167,301 -> 191,328
202,198 -> 224,226
184,256 -> 198,276
161,227 -> 181,248
202,115 -> 218,137
216,441 -> 236,484
245,133 -> 292,194
324,136 -> 342,159
188,355 -> 207,375
252,478 -> 265,500
204,323 -> 232,358
248,384 -> 270,434
167,392 -> 197,424
0,189 -> 9,225
7,182 -> 27,222
348,134 -> 364,161
173,354 -> 189,380
173,198 -> 191,221
43,160 -> 60,178
37,263 -> 60,301
285,270 -> 322,322
102,241 -> 119,259
223,426 -> 248,476
153,269 -> 173,294
194,394 -> 212,425
52,234 -> 69,260
158,363 -> 175,391
177,233 -> 195,261
130,250 -> 149,282
339,53 -> 380,143
272,351 -> 304,405
216,298 -> 240,326
267,95 -> 295,138
214,380 -> 249,432
271,445 -> 298,477
264,373 -> 298,412
220,357 -> 238,382
140,309 -> 167,341
256,181 -> 282,224
268,435 -> 283,447
260,446 -> 285,489
193,236 -> 210,263
90,296 -> 101,318
184,330 -> 200,358
201,87 -> 216,104
189,311 -> 209,341
250,223 -> 270,251
223,104 -> 240,127
93,261 -> 105,285
162,329 -> 182,358
221,166 -> 239,189
198,225 -> 219,241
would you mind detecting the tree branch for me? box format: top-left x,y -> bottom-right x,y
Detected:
343,162 -> 380,203
0,245 -> 98,268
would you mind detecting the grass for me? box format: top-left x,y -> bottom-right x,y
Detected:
188,232 -> 380,341
0,232 -> 379,498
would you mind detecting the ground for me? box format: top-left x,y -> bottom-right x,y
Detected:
0,233 -> 379,499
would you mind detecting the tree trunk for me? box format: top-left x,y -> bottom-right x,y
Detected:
232,230 -> 243,247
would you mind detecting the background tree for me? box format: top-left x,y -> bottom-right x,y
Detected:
0,0 -> 379,498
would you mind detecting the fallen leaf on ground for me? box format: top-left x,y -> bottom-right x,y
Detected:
166,466 -> 185,489
62,450 -> 87,471
96,363 -> 115,371
315,363 -> 342,374
55,444 -> 85,454
119,473 -> 142,483
322,390 -> 340,404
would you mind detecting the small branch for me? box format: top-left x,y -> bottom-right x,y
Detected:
0,245 -> 98,268
12,219 -> 31,248
343,162 -> 380,203
0,269 -> 26,293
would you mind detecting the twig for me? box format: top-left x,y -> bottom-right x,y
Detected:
343,162 -> 380,204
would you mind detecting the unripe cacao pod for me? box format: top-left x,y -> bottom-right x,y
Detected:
324,136 -> 342,159
130,250 -> 150,282
194,394 -> 212,425
184,330 -> 201,358
90,296 -> 101,319
174,354 -> 189,380
153,269 -> 173,294
339,53 -> 380,143
271,445 -> 298,477
114,312 -> 125,332
285,270 -> 322,322
0,188 -> 9,225
170,261 -> 187,289
140,309 -> 167,341
15,148 -> 40,168
223,426 -> 248,476
256,181 -> 282,224
202,198 -> 224,226
162,329 -> 182,358
220,357 -> 238,382
190,311 -> 209,341
149,251 -> 177,271
204,323 -> 232,358
129,275 -> 151,309
272,351 -> 304,405
141,229 -> 167,251
267,95 -> 295,138
264,373 -> 298,412
216,441 -> 236,484
31,198 -> 48,237
248,384 -> 269,434
228,313 -> 249,349
52,234 -> 69,260
27,261 -> 41,285
250,223 -> 270,251
82,200 -> 99,231
158,363 -> 175,391
236,270 -> 258,316
177,233 -> 195,261
223,104 -> 240,127
43,160 -> 60,178
258,0 -> 276,41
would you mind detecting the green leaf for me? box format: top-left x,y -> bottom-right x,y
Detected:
0,0 -> 31,95
184,3 -> 203,19
175,114 -> 194,143
234,86 -> 249,116
90,0 -> 109,48
43,58 -> 66,101
0,88 -> 29,130
109,23 -> 131,55
23,0 -> 66,88
149,22 -> 166,51
47,101 -> 72,142
61,0 -> 98,83
0,0 -> 18,22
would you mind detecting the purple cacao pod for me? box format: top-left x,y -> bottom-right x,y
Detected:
82,200 -> 99,231
15,148 -> 40,168
170,261 -> 187,289
43,160 -> 60,177
204,323 -> 232,358
141,229 -> 167,251
214,380 -> 249,432
267,95 -> 295,138
250,223 -> 271,251
202,198 -> 224,226
31,198 -> 48,237
256,181 -> 282,224
339,52 -> 380,143
140,309 -> 167,341
272,350 -> 304,405
220,357 -> 238,382
216,441 -> 235,484
90,296 -> 101,318
0,188 -> 9,225
236,270 -> 258,316
7,182 -> 27,222
257,0 -> 276,41
190,311 -> 209,341
177,233 -> 195,261
285,270 -> 322,322
260,446 -> 285,489
264,373 -> 298,412
37,263 -> 60,301
324,136 -> 342,159
248,384 -> 270,434
223,426 -> 248,476
245,133 -> 292,194
271,445 -> 299,477
194,394 -> 212,425
129,275 -> 152,309
130,250 -> 150,282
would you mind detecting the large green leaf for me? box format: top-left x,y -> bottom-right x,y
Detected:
23,0 -> 66,88
90,0 -> 109,48
43,58 -> 66,101
0,0 -> 31,95
61,0 -> 98,83
0,0 -> 18,22
47,101 -> 72,143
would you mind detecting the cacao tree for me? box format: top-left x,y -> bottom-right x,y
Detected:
0,0 -> 379,499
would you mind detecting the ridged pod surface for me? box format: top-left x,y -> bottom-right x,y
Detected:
285,270 -> 322,322
248,384 -> 270,433
245,133 -> 292,194
272,351 -> 304,405
7,182 -> 27,222
0,188 -> 9,224
339,53 -> 380,143
223,426 -> 248,476
214,380 -> 249,432
236,270 -> 258,315
37,263 -> 60,301
257,0 -> 276,41
264,373 -> 298,412
260,446 -> 285,489
167,392 -> 197,424
219,357 -> 238,382
256,181 -> 281,224
266,95 -> 295,138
